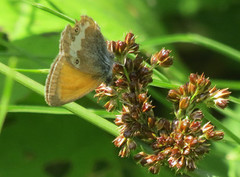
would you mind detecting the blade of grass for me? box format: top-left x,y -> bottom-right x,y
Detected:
14,68 -> 49,74
142,33 -> 240,63
22,0 -> 75,24
44,0 -> 64,14
199,104 -> 240,145
0,61 -> 118,136
6,105 -> 116,118
212,79 -> 240,90
229,96 -> 240,105
215,107 -> 240,123
150,78 -> 179,89
0,57 -> 17,132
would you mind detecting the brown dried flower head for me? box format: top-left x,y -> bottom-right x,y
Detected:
94,33 -> 230,175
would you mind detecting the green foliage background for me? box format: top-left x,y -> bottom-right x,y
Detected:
0,0 -> 240,177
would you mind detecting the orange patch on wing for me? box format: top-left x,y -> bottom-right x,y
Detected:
58,60 -> 102,103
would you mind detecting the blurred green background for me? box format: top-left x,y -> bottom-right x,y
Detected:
0,0 -> 240,177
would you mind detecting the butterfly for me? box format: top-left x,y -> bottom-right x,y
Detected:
45,16 -> 114,106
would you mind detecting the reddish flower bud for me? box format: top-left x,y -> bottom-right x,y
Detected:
125,32 -> 135,45
142,102 -> 153,112
208,88 -> 231,109
104,99 -> 116,112
138,93 -> 148,103
134,152 -> 146,161
176,156 -> 185,169
115,78 -> 128,87
189,121 -> 201,132
106,40 -> 117,53
189,73 -> 198,85
190,109 -> 204,120
147,117 -> 156,128
116,40 -> 127,54
179,118 -> 190,133
119,146 -> 130,157
202,122 -> 214,134
127,139 -> 137,150
149,164 -> 160,174
188,83 -> 197,95
179,97 -> 190,110
113,135 -> 126,147
205,130 -> 224,140
129,43 -> 139,53
115,115 -> 123,125
184,135 -> 198,147
150,48 -> 173,67
167,89 -> 181,102
179,84 -> 189,96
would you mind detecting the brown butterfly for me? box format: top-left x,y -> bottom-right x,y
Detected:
45,16 -> 114,106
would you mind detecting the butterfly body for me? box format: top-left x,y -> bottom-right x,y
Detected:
45,16 -> 114,106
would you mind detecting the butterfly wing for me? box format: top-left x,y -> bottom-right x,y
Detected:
45,55 -> 103,106
45,16 -> 111,106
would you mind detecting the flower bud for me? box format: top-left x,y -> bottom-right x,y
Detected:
125,32 -> 135,45
202,122 -> 214,134
134,152 -> 146,161
147,117 -> 156,128
106,40 -> 117,53
116,40 -> 127,54
167,89 -> 180,102
127,139 -> 137,150
138,93 -> 148,103
115,115 -> 123,125
115,78 -> 128,87
113,135 -> 126,147
150,48 -> 173,67
149,164 -> 160,174
179,97 -> 190,110
142,102 -> 153,112
190,109 -> 203,120
104,100 -> 116,112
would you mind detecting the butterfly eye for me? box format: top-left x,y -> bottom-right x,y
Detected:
74,26 -> 80,34
75,59 -> 80,65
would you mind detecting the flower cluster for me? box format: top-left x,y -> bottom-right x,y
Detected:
94,33 -> 230,174
167,73 -> 231,118
134,111 -> 224,173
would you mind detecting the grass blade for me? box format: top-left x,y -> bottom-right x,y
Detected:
44,0 -> 64,14
142,33 -> 240,63
22,0 -> 75,24
7,105 -> 116,118
0,57 -> 17,132
14,68 -> 49,74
